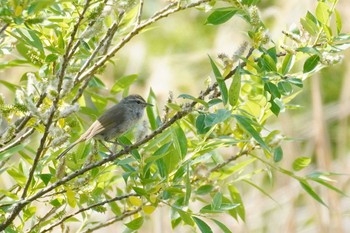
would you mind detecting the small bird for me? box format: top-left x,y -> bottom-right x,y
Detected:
57,94 -> 152,159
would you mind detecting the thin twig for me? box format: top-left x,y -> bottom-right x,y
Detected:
0,93 -> 46,149
75,0 -> 210,84
73,21 -> 120,85
28,206 -> 60,233
210,149 -> 251,172
0,128 -> 35,154
0,23 -> 8,35
3,1 -> 94,229
82,207 -> 142,233
0,1 -> 234,230
21,0 -> 92,200
0,45 -> 255,231
41,193 -> 137,233
136,0 -> 144,25
67,0 -> 109,60
71,12 -> 124,103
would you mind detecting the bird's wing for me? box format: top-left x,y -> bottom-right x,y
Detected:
80,104 -> 126,140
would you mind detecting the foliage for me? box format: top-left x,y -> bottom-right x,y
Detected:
0,0 -> 349,232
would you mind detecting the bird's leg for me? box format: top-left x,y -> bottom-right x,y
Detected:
99,140 -> 115,155
105,139 -> 128,149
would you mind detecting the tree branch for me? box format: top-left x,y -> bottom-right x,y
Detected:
75,0 -> 210,84
0,45 -> 255,231
82,207 -> 142,233
0,128 -> 35,155
0,23 -> 8,35
136,0 -> 144,25
41,193 -> 137,232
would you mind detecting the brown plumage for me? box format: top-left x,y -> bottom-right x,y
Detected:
57,94 -> 151,159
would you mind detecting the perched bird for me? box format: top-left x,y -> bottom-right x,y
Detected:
57,94 -> 152,159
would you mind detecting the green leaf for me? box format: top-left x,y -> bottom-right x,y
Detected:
209,55 -> 228,105
0,79 -> 20,92
241,0 -> 260,6
125,216 -> 144,230
23,206 -> 37,221
184,164 -> 191,206
147,88 -> 161,130
177,209 -> 194,226
303,55 -> 320,73
109,201 -> 122,215
200,203 -> 238,214
260,54 -> 277,72
292,157 -> 311,171
299,180 -> 327,206
38,174 -> 52,186
7,167 -> 27,186
281,54 -> 295,75
211,192 -> 222,210
132,187 -> 148,196
111,74 -> 138,94
66,189 -> 76,208
45,53 -> 58,62
243,179 -> 278,204
172,124 -> 187,159
206,7 -> 238,25
278,81 -> 293,96
145,142 -> 172,163
264,82 -> 281,98
228,68 -> 241,107
196,114 -> 211,134
287,77 -> 303,88
273,146 -> 283,162
14,28 -> 44,56
0,59 -> 29,70
316,2 -> 331,25
233,115 -> 269,151
88,76 -> 105,88
228,185 -> 245,221
211,219 -> 232,233
28,0 -> 55,14
335,9 -> 342,34
178,93 -> 208,108
296,47 -> 320,55
50,199 -> 62,207
195,185 -> 214,195
204,109 -> 232,127
273,98 -> 285,113
300,12 -> 319,36
119,4 -> 139,28
0,144 -> 24,161
308,177 -> 348,196
192,217 -> 213,233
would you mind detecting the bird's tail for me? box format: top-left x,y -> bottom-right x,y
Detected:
56,139 -> 82,159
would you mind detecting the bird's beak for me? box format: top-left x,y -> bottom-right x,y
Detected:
146,103 -> 153,107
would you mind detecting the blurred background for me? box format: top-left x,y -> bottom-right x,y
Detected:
1,0 -> 349,232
